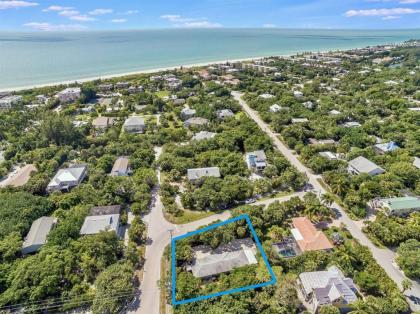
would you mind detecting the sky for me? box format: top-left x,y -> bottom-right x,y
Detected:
0,0 -> 419,31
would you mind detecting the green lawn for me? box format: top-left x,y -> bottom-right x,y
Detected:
155,90 -> 170,99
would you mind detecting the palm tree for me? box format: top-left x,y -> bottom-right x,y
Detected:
321,193 -> 334,207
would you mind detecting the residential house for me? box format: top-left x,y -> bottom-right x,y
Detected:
343,121 -> 361,128
373,141 -> 400,155
298,265 -> 358,313
115,82 -> 130,89
92,116 -> 116,133
110,157 -> 131,177
348,156 -> 385,176
173,98 -> 186,106
0,95 -> 23,109
47,164 -> 87,193
370,196 -> 420,216
192,131 -> 217,141
56,87 -> 81,103
269,104 -> 282,113
187,167 -> 221,182
128,86 -> 144,94
186,238 -> 258,279
294,91 -> 304,99
291,217 -> 333,252
319,151 -> 339,161
80,205 -> 122,236
180,108 -> 196,120
303,101 -> 314,109
246,150 -> 267,172
217,109 -> 234,119
308,138 -> 336,145
98,84 -> 114,92
21,216 -> 56,255
292,118 -> 309,124
123,116 -> 145,134
259,93 -> 274,99
329,110 -> 341,115
413,157 -> 420,170
184,117 -> 209,128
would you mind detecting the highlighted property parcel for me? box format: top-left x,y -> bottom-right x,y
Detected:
171,214 -> 277,305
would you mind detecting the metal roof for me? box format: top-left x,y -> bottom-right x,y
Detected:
22,217 -> 55,251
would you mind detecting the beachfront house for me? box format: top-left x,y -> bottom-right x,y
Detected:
246,150 -> 267,172
0,95 -> 23,109
123,116 -> 145,134
98,84 -> 114,92
180,108 -> 196,120
110,157 -> 131,177
184,117 -> 209,128
373,141 -> 400,155
192,131 -> 217,141
56,87 -> 81,103
115,82 -> 130,89
47,164 -> 87,193
187,167 -> 221,183
21,217 -> 56,255
80,205 -> 122,236
348,156 -> 385,176
186,238 -> 258,279
298,265 -> 358,313
369,196 -> 420,216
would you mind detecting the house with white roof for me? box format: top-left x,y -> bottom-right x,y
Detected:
187,167 -> 221,182
298,265 -> 358,313
21,217 -> 56,254
56,87 -> 81,103
110,157 -> 131,177
343,121 -> 361,128
123,116 -> 145,134
0,95 -> 23,109
373,141 -> 400,155
192,131 -> 217,141
186,238 -> 257,279
348,156 -> 385,176
259,93 -> 274,99
217,109 -> 234,119
294,91 -> 304,99
292,118 -> 309,124
319,151 -> 339,161
246,150 -> 267,172
80,205 -> 122,236
269,104 -> 282,113
413,157 -> 420,170
47,164 -> 87,193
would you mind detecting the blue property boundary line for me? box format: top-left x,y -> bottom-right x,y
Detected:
171,214 -> 277,306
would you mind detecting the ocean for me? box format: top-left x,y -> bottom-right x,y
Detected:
0,28 -> 419,91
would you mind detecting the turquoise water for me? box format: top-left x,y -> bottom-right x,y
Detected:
0,28 -> 419,90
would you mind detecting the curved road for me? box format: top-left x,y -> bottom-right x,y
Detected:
232,91 -> 420,311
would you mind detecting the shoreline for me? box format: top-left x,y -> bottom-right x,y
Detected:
1,38 -> 414,92
0,55 -> 279,93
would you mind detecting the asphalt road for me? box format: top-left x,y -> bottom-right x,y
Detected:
232,91 -> 420,311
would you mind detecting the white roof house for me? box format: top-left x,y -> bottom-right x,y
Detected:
123,116 -> 145,134
294,91 -> 304,99
343,121 -> 361,128
0,95 -> 23,109
187,167 -> 221,182
184,117 -> 209,128
192,131 -> 217,141
319,151 -> 338,160
269,104 -> 282,113
348,156 -> 385,176
187,238 -> 257,278
56,87 -> 81,103
22,217 -> 56,255
259,93 -> 274,99
292,118 -> 309,124
246,150 -> 267,171
110,157 -> 130,177
299,266 -> 358,313
47,164 -> 87,193
80,205 -> 121,236
217,109 -> 234,119
374,142 -> 400,155
414,157 -> 420,169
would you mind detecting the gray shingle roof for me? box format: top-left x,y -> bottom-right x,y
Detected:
22,217 -> 55,253
80,214 -> 120,235
187,167 -> 220,181
123,116 -> 145,127
348,156 -> 384,175
89,205 -> 121,216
